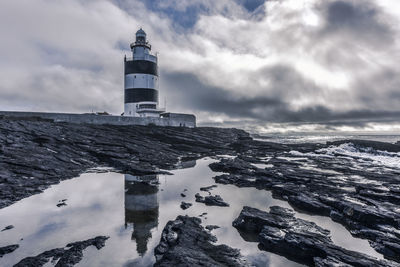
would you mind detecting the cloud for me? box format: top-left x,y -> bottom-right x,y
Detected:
161,70 -> 400,125
318,0 -> 395,49
0,0 -> 399,132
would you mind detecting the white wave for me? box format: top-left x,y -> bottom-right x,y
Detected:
317,143 -> 400,169
289,143 -> 400,169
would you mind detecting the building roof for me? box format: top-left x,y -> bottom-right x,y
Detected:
136,28 -> 146,36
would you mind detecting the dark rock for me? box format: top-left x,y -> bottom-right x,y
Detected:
234,206 -> 395,267
200,185 -> 217,192
154,216 -> 248,266
205,225 -> 220,231
288,194 -> 331,216
209,158 -> 255,174
14,236 -> 109,266
195,193 -> 229,207
1,225 -> 14,231
180,193 -> 186,197
180,201 -> 192,210
0,244 -> 19,258
56,202 -> 67,207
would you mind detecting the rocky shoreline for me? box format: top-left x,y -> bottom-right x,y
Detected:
1,118 -> 400,266
233,206 -> 394,266
14,236 -> 109,267
0,119 -> 250,209
154,216 -> 248,266
209,140 -> 400,264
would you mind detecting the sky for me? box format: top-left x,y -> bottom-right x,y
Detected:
0,0 -> 400,133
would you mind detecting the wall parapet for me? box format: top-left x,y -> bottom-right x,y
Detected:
0,111 -> 196,128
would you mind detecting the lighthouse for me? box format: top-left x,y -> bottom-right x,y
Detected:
124,29 -> 163,117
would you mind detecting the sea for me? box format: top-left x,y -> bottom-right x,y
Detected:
251,132 -> 400,144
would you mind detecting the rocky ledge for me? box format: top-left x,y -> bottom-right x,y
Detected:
195,193 -> 230,207
180,201 -> 192,210
233,206 -> 397,267
154,215 -> 248,266
210,140 -> 400,263
14,236 -> 109,266
0,244 -> 19,258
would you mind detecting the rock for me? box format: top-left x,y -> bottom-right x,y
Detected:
14,236 -> 109,266
233,206 -> 395,267
200,185 -> 217,192
154,215 -> 249,266
180,201 -> 192,210
209,158 -> 256,174
288,194 -> 331,216
56,199 -> 67,207
1,225 -> 14,232
195,193 -> 229,207
0,244 -> 19,258
180,193 -> 186,197
205,225 -> 220,231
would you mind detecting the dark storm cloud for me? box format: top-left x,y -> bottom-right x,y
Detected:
318,0 -> 394,46
162,69 -> 400,125
161,70 -> 285,119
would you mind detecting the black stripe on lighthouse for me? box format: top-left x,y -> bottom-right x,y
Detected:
125,60 -> 158,76
124,88 -> 158,103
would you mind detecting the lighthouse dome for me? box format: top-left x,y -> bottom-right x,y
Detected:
136,28 -> 146,37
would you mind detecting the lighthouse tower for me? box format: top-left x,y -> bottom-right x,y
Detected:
124,29 -> 163,117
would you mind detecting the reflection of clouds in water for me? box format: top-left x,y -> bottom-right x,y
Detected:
31,222 -> 67,239
0,172 -> 134,266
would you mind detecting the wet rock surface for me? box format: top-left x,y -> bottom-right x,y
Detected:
56,199 -> 67,207
210,141 -> 400,263
195,193 -> 230,207
14,236 -> 108,267
233,206 -> 397,267
1,225 -> 14,232
200,185 -> 218,192
154,215 -> 248,266
0,244 -> 19,258
205,225 -> 220,231
180,201 -> 192,210
0,119 -> 249,209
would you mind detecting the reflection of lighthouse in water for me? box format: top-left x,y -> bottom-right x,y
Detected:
124,174 -> 159,256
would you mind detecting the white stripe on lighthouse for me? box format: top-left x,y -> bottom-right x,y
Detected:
124,74 -> 158,89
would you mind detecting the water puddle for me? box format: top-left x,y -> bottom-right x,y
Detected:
0,158 -> 382,266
